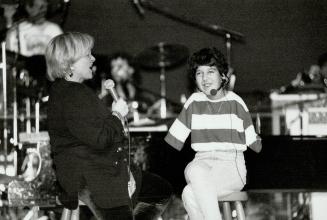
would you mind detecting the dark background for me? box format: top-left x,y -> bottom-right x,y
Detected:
59,0 -> 327,102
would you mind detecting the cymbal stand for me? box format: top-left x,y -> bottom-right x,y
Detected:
12,67 -> 18,146
12,66 -> 18,176
158,42 -> 167,119
25,98 -> 31,133
0,42 -> 8,172
35,101 -> 40,133
22,72 -> 32,133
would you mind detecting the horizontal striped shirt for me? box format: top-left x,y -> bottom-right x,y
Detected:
165,91 -> 262,152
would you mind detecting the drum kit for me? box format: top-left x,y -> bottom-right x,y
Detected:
0,42 -> 56,209
0,40 -> 190,199
1,44 -> 47,158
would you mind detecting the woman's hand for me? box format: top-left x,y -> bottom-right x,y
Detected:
112,98 -> 129,118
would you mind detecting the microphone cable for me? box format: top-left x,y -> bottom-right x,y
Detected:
224,90 -> 246,187
123,117 -> 136,220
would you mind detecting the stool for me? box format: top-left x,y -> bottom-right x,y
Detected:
219,192 -> 248,220
58,187 -> 105,220
59,200 -> 85,220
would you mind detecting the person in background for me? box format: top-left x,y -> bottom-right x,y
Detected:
97,52 -> 139,102
281,53 -> 327,94
4,0 -> 62,57
165,47 -> 262,220
1,0 -> 63,100
46,32 -> 172,220
96,52 -> 156,117
109,52 -> 138,101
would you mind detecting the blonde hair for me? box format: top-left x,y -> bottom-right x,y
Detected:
45,32 -> 94,81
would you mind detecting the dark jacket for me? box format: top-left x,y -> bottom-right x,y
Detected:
47,79 -> 140,209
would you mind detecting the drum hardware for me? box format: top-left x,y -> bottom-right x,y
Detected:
1,44 -> 48,178
1,42 -> 10,173
131,101 -> 140,123
7,133 -> 56,207
135,42 -> 189,119
24,98 -> 32,133
20,147 -> 41,182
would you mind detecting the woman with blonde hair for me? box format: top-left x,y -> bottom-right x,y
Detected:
46,32 -> 172,219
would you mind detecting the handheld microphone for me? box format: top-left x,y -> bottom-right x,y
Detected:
104,79 -> 119,101
104,79 -> 129,136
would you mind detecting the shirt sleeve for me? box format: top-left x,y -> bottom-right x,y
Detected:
63,85 -> 124,150
165,100 -> 192,151
239,100 -> 262,153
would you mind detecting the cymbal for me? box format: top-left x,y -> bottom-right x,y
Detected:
135,42 -> 189,69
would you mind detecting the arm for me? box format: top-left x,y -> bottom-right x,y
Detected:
239,102 -> 262,153
165,100 -> 192,151
63,86 -> 124,150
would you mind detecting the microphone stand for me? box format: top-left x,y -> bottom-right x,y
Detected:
139,0 -> 244,41
139,0 -> 244,68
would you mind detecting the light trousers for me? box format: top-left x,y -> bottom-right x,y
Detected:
182,150 -> 246,220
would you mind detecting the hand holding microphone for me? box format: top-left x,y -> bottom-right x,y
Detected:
104,79 -> 129,118
112,99 -> 129,118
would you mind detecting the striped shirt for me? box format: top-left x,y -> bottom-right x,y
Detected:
165,91 -> 262,152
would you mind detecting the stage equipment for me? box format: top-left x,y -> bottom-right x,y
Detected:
0,42 -> 12,172
136,42 -> 188,118
270,92 -> 327,136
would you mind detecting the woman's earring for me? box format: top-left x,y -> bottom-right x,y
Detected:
69,67 -> 74,77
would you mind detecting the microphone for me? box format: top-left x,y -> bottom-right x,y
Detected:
104,79 -> 119,101
210,76 -> 229,96
132,0 -> 145,16
105,79 -> 129,136
210,84 -> 224,96
210,89 -> 218,96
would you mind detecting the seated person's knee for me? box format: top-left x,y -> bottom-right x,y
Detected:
184,161 -> 210,182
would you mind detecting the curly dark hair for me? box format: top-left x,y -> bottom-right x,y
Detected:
188,47 -> 228,81
107,51 -> 141,84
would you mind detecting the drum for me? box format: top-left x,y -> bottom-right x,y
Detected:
8,140 -> 57,207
